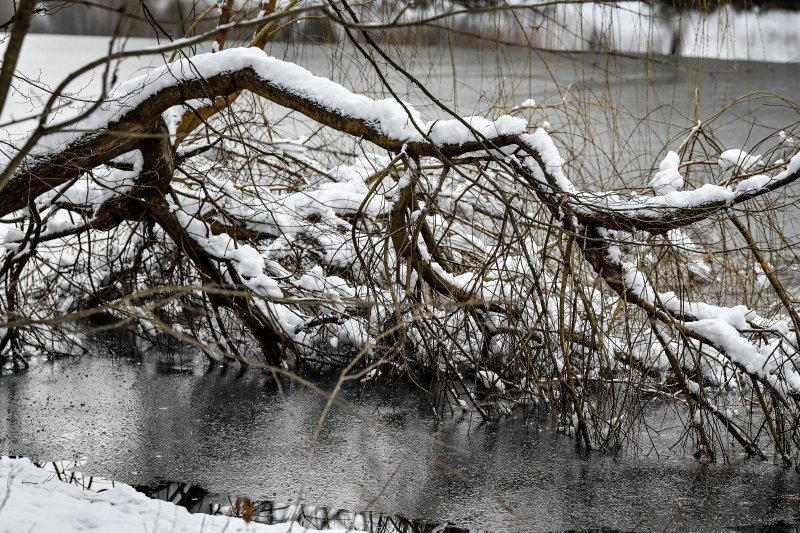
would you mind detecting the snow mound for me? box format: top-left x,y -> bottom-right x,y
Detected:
718,149 -> 763,173
650,151 -> 683,195
0,458 -> 347,533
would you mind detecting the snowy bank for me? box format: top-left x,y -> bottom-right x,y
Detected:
380,1 -> 800,62
0,458 -> 346,533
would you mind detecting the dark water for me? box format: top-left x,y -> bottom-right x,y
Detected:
2,346 -> 800,532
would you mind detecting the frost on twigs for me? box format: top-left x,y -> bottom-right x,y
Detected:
1,42 -> 800,463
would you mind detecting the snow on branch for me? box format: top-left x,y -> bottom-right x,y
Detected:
4,46 -> 797,240
610,244 -> 800,399
1,47 -> 541,217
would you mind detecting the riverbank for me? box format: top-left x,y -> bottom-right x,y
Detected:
415,2 -> 800,62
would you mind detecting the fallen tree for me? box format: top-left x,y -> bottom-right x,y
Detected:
2,0 -> 800,464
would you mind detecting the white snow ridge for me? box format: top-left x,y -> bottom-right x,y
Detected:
650,151 -> 683,196
0,458 -> 346,533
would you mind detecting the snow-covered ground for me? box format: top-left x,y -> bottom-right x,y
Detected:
0,457 -> 346,533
